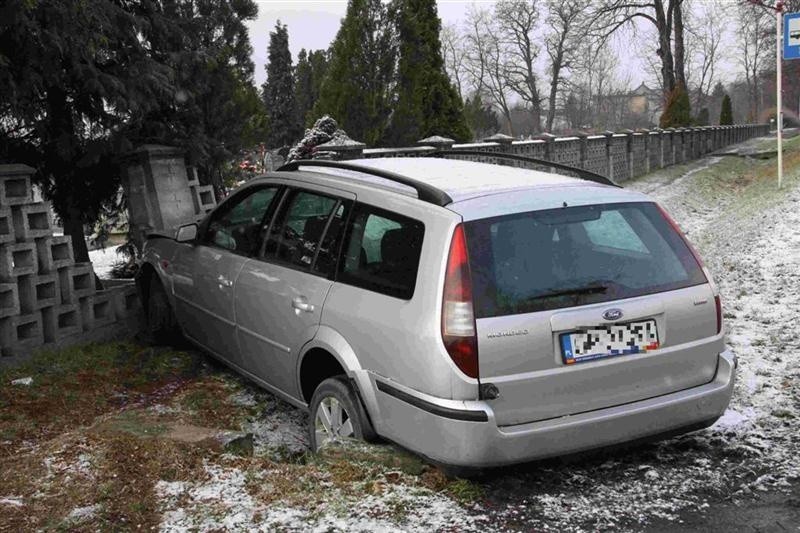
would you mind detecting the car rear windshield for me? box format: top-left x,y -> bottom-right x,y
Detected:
464,202 -> 707,318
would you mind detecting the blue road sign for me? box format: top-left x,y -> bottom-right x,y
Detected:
786,12 -> 800,60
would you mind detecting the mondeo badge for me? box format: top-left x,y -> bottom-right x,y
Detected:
602,308 -> 623,321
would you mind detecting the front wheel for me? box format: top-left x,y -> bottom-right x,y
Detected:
308,376 -> 370,451
146,277 -> 178,344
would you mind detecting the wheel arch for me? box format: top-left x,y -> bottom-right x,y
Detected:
297,326 -> 381,433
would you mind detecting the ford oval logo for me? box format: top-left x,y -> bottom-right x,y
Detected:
602,308 -> 623,321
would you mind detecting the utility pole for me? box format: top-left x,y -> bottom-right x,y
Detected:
777,0 -> 783,190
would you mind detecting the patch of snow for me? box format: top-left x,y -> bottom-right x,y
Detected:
88,244 -> 123,279
0,496 -> 24,507
156,463 -> 487,532
10,377 -> 33,386
711,408 -> 754,431
68,504 -> 100,521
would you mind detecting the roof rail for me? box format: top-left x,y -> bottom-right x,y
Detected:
425,150 -> 620,188
277,159 -> 453,206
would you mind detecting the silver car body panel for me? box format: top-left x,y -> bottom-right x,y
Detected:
139,158 -> 735,467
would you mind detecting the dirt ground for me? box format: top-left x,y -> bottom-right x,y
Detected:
1,134 -> 799,532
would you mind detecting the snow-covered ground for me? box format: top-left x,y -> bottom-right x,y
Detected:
152,140 -> 799,532
87,244 -> 123,279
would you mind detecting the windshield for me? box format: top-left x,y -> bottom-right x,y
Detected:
464,202 -> 707,318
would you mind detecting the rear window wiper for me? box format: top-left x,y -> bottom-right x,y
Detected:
525,284 -> 609,301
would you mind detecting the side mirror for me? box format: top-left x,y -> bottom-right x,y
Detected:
176,223 -> 198,243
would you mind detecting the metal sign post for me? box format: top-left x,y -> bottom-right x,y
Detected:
781,9 -> 800,189
778,2 -> 784,189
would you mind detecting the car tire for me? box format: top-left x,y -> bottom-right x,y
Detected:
308,376 -> 375,452
146,277 -> 178,344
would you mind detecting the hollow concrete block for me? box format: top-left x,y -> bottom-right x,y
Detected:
71,262 -> 96,299
2,312 -> 43,357
12,202 -> 52,242
0,207 -> 13,245
0,165 -> 33,207
0,282 -> 19,318
34,273 -> 59,310
0,242 -> 37,281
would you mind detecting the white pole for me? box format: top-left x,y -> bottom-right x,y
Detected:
777,1 -> 783,190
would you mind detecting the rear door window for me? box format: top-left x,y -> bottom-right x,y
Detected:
338,204 -> 424,299
465,202 -> 707,318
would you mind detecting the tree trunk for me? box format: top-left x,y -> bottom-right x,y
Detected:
672,0 -> 687,91
63,206 -> 90,264
654,0 -> 676,100
546,58 -> 563,132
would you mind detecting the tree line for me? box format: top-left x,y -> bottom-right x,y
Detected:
261,0 -> 469,148
0,0 -> 266,263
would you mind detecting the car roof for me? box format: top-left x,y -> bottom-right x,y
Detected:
288,157 -> 612,203
254,157 -> 650,220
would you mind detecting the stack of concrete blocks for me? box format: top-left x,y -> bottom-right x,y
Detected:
0,165 -> 140,362
121,145 -> 217,253
187,167 -> 217,221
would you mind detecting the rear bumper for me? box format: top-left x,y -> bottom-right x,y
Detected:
372,350 -> 736,468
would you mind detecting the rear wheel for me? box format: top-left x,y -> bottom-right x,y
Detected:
308,376 -> 368,451
146,277 -> 178,344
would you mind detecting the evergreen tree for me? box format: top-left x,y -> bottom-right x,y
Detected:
695,108 -> 709,126
463,94 -> 499,141
313,0 -> 396,145
295,49 -> 329,128
719,94 -> 733,125
0,0 -> 262,265
385,0 -> 470,146
262,22 -> 299,147
659,85 -> 692,128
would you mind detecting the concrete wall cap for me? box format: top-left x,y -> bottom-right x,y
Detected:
482,133 -> 514,144
0,164 -> 35,177
554,136 -> 580,142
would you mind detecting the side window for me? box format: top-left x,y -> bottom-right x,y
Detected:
339,204 -> 424,300
204,187 -> 279,255
583,210 -> 648,253
263,190 -> 340,270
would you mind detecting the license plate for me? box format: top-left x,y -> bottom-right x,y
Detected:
560,319 -> 659,365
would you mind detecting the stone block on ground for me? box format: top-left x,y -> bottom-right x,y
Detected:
71,262 -> 96,299
0,282 -> 19,318
0,207 -> 13,245
2,313 -> 43,357
0,165 -> 33,206
11,202 -> 52,242
0,242 -> 37,281
34,273 -> 59,310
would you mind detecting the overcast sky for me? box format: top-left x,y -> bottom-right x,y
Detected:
246,1 -> 582,88
246,1 -> 740,92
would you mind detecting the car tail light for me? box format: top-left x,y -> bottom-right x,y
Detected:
715,294 -> 722,334
441,224 -> 479,379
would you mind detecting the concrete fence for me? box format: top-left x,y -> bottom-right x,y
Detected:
0,164 -> 141,365
314,124 -> 771,183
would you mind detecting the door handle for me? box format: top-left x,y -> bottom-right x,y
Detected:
292,297 -> 315,313
217,275 -> 233,288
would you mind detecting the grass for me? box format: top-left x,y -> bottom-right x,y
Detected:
0,341 -> 484,531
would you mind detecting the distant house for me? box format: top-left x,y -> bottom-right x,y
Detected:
596,83 -> 663,129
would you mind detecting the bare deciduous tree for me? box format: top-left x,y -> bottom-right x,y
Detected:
684,1 -> 726,113
737,1 -> 772,121
544,0 -> 583,132
441,23 -> 466,101
462,7 -> 515,135
495,0 -> 543,132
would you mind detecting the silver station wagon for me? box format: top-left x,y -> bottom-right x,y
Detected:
137,156 -> 735,468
